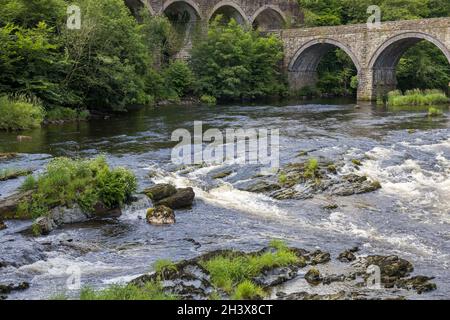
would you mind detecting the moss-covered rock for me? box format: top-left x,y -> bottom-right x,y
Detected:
156,187 -> 195,210
146,205 -> 175,225
143,184 -> 177,202
305,268 -> 322,285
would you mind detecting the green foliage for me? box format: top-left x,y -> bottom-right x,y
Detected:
278,172 -> 288,185
45,107 -> 89,122
80,282 -> 176,300
200,95 -> 217,106
304,158 -> 319,179
0,95 -> 45,130
153,259 -> 177,275
163,60 -> 194,99
296,85 -> 320,98
21,175 -> 37,191
19,156 -> 137,218
0,0 -> 66,28
201,241 -> 298,294
0,0 -> 184,112
428,107 -> 444,117
316,49 -> 357,97
231,280 -> 265,300
191,17 -> 286,101
397,42 -> 450,93
387,89 -> 449,106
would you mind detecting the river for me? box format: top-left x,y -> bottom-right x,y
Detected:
1,100 -> 449,300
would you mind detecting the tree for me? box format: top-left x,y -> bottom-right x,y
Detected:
191,18 -> 285,101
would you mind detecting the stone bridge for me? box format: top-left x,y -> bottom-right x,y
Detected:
281,18 -> 450,100
125,0 -> 303,29
125,1 -> 450,101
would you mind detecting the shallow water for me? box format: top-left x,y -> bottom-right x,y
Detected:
1,100 -> 449,299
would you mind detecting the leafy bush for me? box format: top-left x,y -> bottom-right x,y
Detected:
163,60 -> 194,99
200,95 -> 217,106
0,95 -> 45,130
19,156 -> 137,218
191,17 -> 285,101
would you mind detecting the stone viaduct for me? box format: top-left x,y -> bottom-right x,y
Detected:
125,1 -> 450,101
125,0 -> 303,29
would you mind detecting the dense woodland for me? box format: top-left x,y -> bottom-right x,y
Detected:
0,0 -> 449,130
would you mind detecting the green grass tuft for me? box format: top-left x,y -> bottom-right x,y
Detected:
80,282 -> 176,300
232,280 -> 265,300
304,158 -> 319,179
387,89 -> 449,107
153,259 -> 177,275
428,106 -> 443,117
0,95 -> 45,131
201,241 -> 298,294
45,107 -> 89,122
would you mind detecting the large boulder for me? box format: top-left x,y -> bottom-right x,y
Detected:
0,153 -> 18,161
363,255 -> 413,278
144,184 -> 177,202
0,191 -> 33,220
156,187 -> 195,210
146,205 -> 175,225
50,205 -> 90,225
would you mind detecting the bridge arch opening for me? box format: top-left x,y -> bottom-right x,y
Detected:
288,39 -> 360,97
251,6 -> 286,31
369,32 -> 450,98
208,2 -> 248,25
163,0 -> 202,57
124,0 -> 155,17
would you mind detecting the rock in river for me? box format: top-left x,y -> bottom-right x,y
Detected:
144,184 -> 177,202
156,187 -> 195,210
147,205 -> 176,225
0,220 -> 6,230
0,191 -> 33,220
305,268 -> 322,285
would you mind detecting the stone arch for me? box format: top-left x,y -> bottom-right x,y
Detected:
140,0 -> 155,15
207,1 -> 249,25
163,0 -> 202,22
163,0 -> 203,59
369,32 -> 450,96
125,0 -> 155,16
288,38 -> 361,91
251,5 -> 287,30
